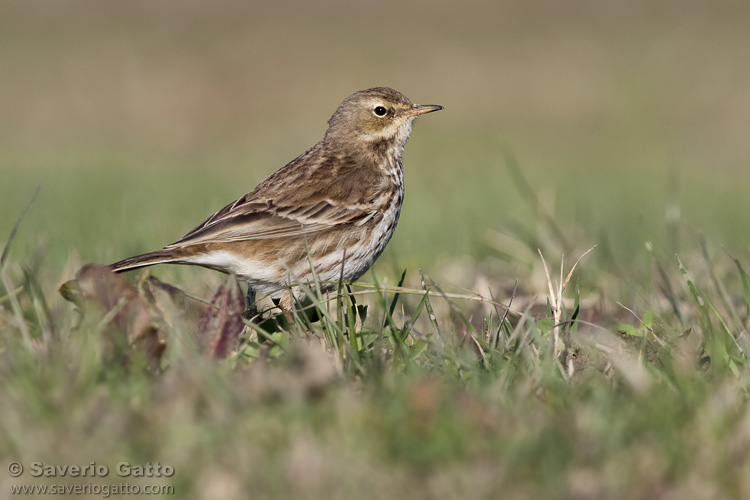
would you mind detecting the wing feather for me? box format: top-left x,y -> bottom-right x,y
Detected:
165,201 -> 374,248
164,190 -> 383,248
163,142 -> 392,249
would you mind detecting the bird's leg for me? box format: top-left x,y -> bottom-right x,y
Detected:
243,286 -> 259,321
345,284 -> 360,330
272,291 -> 295,330
245,287 -> 256,308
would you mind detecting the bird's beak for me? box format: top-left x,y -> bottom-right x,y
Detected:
408,104 -> 444,117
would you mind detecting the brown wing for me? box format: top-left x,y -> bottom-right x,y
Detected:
164,198 -> 377,248
164,144 -> 387,249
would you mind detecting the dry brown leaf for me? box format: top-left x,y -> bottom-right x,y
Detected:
64,264 -> 165,363
197,273 -> 245,359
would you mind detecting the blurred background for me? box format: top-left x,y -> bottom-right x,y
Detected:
2,0 -> 749,287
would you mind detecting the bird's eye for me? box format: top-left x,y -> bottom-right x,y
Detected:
374,106 -> 387,117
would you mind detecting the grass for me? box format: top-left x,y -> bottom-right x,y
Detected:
2,164 -> 749,498
3,2 -> 750,499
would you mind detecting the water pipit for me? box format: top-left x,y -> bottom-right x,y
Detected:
109,87 -> 443,310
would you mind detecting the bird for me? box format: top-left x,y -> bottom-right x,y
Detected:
109,87 -> 443,312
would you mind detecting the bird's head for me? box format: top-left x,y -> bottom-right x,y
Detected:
325,87 -> 442,154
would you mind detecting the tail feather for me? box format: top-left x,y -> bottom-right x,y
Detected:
109,250 -> 181,273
